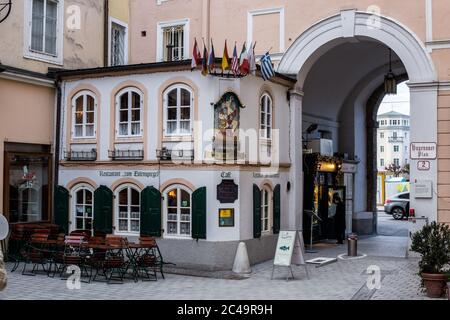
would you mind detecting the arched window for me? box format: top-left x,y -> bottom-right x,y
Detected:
115,185 -> 141,234
260,93 -> 273,139
116,88 -> 143,137
163,84 -> 193,136
164,185 -> 192,237
261,186 -> 273,234
72,91 -> 96,138
72,185 -> 94,232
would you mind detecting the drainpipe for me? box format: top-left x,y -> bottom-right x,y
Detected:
54,79 -> 62,188
104,0 -> 109,67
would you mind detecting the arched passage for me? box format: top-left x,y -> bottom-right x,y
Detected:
280,10 -> 438,236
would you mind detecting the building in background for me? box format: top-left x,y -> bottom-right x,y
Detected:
0,0 -> 129,225
377,111 -> 410,172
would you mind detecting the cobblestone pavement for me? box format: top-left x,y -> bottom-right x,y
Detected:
0,236 -> 445,300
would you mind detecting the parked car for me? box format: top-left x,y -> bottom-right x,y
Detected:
384,192 -> 410,220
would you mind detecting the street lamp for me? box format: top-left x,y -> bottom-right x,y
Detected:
384,49 -> 397,95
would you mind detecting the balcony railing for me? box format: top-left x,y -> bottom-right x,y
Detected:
157,148 -> 194,161
64,149 -> 97,161
388,137 -> 404,143
108,149 -> 144,161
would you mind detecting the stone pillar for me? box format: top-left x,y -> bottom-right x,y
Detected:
288,89 -> 304,231
408,82 -> 438,222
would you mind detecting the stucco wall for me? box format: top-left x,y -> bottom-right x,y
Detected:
128,0 -> 444,65
0,78 -> 55,212
0,0 -> 105,73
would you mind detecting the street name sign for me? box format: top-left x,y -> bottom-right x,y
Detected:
410,142 -> 437,160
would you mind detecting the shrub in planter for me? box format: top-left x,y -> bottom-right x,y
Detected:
411,222 -> 450,298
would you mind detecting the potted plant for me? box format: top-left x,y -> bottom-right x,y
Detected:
411,222 -> 450,298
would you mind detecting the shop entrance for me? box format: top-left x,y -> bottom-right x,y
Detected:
3,142 -> 52,223
279,10 -> 438,236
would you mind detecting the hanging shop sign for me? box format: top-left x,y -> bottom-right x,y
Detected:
217,179 -> 239,204
219,209 -> 235,227
410,143 -> 437,160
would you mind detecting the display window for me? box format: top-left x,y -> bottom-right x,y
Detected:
4,151 -> 52,223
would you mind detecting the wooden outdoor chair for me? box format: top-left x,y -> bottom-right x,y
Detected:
138,236 -> 166,279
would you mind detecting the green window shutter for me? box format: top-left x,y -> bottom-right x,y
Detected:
54,185 -> 69,234
192,187 -> 207,240
141,186 -> 162,237
273,184 -> 281,234
253,184 -> 262,239
94,185 -> 113,234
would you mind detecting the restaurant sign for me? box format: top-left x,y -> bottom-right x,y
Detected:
99,170 -> 159,178
410,143 -> 437,160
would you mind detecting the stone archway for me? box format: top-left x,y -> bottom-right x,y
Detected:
281,10 -> 438,232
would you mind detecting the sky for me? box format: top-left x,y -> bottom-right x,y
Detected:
377,82 -> 410,116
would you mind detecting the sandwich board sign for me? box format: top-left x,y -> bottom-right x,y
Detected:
271,230 -> 309,280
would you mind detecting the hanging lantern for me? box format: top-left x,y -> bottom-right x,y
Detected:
384,49 -> 397,95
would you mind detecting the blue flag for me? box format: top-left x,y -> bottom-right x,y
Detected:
260,52 -> 275,81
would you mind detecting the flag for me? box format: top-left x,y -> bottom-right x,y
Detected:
221,40 -> 230,72
240,42 -> 249,75
201,42 -> 209,76
249,42 -> 257,76
231,43 -> 239,75
260,52 -> 275,81
239,42 -> 247,66
208,39 -> 216,72
191,38 -> 201,70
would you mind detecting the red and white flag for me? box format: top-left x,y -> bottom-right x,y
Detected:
191,38 -> 202,70
240,42 -> 249,75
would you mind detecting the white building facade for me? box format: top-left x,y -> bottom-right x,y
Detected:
54,62 -> 295,270
377,111 -> 410,172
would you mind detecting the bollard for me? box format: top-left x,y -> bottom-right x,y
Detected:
232,242 -> 252,274
347,234 -> 358,257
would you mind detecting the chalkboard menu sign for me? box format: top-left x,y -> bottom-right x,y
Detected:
217,180 -> 239,204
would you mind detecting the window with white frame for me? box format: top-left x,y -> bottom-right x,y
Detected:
380,159 -> 384,167
157,19 -> 189,62
26,0 -> 63,63
164,185 -> 192,237
163,85 -> 193,136
72,91 -> 96,139
110,20 -> 128,66
116,88 -> 143,137
261,186 -> 272,234
380,132 -> 384,139
116,185 -> 140,234
260,93 -> 273,139
73,186 -> 94,232
394,145 -> 399,152
162,25 -> 184,61
394,158 -> 400,166
380,146 -> 384,153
